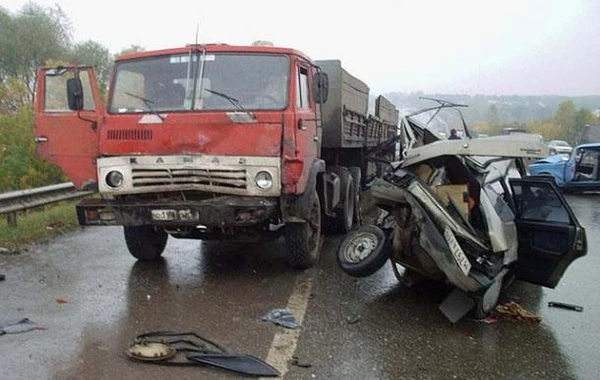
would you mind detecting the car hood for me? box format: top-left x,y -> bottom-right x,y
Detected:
531,154 -> 569,165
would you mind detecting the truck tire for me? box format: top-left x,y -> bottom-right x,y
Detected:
286,191 -> 322,269
348,166 -> 362,227
337,225 -> 390,277
124,226 -> 168,261
334,169 -> 355,233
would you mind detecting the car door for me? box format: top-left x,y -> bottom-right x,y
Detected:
509,177 -> 587,288
35,66 -> 104,190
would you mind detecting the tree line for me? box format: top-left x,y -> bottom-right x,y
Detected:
0,2 -> 140,191
478,100 -> 598,143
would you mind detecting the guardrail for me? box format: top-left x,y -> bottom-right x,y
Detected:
0,182 -> 94,227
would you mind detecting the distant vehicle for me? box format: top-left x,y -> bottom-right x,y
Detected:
529,143 -> 600,192
501,127 -> 527,135
547,140 -> 573,155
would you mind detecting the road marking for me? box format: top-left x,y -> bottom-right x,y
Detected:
262,274 -> 314,379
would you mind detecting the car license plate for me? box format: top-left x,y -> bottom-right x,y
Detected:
444,226 -> 471,276
151,209 -> 177,221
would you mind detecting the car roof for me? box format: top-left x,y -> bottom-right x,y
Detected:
576,143 -> 600,149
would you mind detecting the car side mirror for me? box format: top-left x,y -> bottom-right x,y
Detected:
67,77 -> 84,111
313,72 -> 328,104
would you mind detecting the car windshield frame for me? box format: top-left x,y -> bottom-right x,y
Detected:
108,52 -> 290,114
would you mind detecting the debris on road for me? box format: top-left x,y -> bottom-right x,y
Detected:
345,314 -> 361,325
492,302 -> 541,323
0,318 -> 44,335
127,331 -> 279,377
548,301 -> 584,312
56,297 -> 69,304
0,274 -> 5,282
477,316 -> 499,324
262,308 -> 301,329
290,356 -> 312,368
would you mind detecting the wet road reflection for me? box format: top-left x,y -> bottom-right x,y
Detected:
0,194 -> 598,379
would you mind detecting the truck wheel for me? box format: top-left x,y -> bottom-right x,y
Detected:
334,169 -> 355,233
124,226 -> 168,261
286,191 -> 322,269
337,225 -> 390,277
348,167 -> 362,227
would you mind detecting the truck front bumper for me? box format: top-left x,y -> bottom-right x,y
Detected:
76,196 -> 279,227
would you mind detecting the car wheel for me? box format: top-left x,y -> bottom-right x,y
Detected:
337,225 -> 390,277
124,226 -> 168,261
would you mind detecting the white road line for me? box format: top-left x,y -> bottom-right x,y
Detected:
262,274 -> 314,379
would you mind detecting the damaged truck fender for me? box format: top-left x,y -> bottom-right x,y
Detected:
281,159 -> 325,223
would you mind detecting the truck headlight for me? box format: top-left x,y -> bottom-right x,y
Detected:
106,170 -> 124,188
255,171 -> 273,190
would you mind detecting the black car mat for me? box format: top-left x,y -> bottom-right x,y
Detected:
187,353 -> 280,377
129,331 -> 280,377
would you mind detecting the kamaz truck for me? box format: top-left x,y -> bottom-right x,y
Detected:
34,44 -> 398,268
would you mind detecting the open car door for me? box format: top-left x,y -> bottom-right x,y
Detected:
35,66 -> 104,190
509,177 -> 587,288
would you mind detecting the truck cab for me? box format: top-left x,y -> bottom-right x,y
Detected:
36,44 -> 330,267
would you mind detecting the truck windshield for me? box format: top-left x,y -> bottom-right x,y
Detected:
109,53 -> 289,113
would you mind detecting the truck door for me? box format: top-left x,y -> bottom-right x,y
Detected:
509,177 -> 587,288
35,67 -> 104,190
293,63 -> 319,190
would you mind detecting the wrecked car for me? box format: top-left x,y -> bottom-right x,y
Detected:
528,143 -> 600,192
337,101 -> 588,321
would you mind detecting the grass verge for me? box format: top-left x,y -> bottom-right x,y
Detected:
0,200 -> 81,251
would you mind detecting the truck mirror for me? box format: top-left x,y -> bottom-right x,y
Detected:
67,77 -> 84,111
314,72 -> 329,104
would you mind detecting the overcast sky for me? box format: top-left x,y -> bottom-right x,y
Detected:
4,0 -> 600,96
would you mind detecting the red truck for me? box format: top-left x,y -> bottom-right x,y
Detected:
34,44 -> 397,268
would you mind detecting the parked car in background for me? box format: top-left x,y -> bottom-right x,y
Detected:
337,104 -> 587,322
547,140 -> 573,155
529,143 -> 600,192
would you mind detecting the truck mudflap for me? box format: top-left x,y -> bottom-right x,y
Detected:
76,196 -> 278,227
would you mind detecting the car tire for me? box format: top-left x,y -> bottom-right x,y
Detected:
124,225 -> 168,261
337,225 -> 391,277
286,191 -> 322,269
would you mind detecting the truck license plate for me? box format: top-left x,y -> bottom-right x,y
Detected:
151,209 -> 177,221
443,226 -> 471,276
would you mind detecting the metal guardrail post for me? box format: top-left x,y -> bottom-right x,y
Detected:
7,212 -> 17,227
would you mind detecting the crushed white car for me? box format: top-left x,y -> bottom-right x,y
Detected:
337,104 -> 588,322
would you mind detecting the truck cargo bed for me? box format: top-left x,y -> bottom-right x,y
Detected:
317,60 -> 398,149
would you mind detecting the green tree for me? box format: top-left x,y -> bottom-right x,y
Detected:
69,40 -> 112,92
0,3 -> 72,102
0,108 -> 64,191
553,100 -> 577,142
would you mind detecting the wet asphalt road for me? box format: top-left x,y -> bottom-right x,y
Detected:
1,194 -> 599,380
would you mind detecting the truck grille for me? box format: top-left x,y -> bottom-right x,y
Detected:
131,168 -> 247,190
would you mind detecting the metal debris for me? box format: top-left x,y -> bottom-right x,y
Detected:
548,301 -> 583,312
